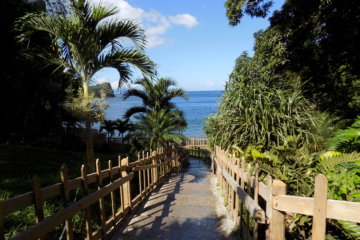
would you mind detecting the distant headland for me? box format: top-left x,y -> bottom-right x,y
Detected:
90,82 -> 115,98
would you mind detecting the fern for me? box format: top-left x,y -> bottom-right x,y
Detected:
316,152 -> 360,173
328,116 -> 360,152
336,220 -> 360,240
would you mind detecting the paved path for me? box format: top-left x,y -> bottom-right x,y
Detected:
111,157 -> 236,240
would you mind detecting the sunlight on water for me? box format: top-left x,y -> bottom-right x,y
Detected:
100,91 -> 222,138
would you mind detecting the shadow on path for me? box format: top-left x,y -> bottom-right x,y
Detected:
111,157 -> 236,240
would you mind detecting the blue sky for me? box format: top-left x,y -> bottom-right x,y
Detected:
91,0 -> 284,91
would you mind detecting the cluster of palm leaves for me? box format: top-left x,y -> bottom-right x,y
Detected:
123,77 -> 188,152
16,0 -> 156,170
99,119 -> 133,143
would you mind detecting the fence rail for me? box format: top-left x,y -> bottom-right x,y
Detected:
212,146 -> 360,240
183,138 -> 208,146
0,147 -> 183,240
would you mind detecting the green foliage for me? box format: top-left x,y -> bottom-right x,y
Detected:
123,77 -> 188,119
225,0 -> 360,117
224,0 -> 273,26
130,109 -> 187,150
204,66 -> 317,151
328,117 -> 360,152
100,120 -> 116,142
64,89 -> 109,122
89,82 -> 115,98
16,0 -> 155,169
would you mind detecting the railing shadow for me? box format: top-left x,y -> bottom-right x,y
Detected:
111,156 -> 235,240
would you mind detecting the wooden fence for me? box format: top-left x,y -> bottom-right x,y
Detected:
183,138 -> 208,147
188,147 -> 210,159
0,147 -> 183,240
212,146 -> 360,240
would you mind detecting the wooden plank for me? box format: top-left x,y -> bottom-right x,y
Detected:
108,160 -> 116,228
273,195 -> 360,223
41,183 -> 62,201
246,164 -> 252,240
131,195 -> 142,207
33,176 -> 45,240
265,177 -> 273,220
222,169 -> 266,223
11,173 -> 134,240
1,192 -> 33,216
253,163 -> 259,240
60,165 -> 74,240
327,199 -> 360,222
259,182 -> 268,201
96,160 -> 106,236
33,176 -> 44,225
81,165 -> 92,240
312,174 -> 328,240
273,195 -> 314,215
132,164 -> 163,171
118,156 -> 124,215
239,158 -> 245,230
0,201 -> 3,240
269,180 -> 286,240
139,169 -> 143,199
121,158 -> 131,209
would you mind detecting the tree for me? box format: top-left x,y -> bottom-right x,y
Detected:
224,0 -> 360,117
114,118 -> 133,144
17,0 -> 155,170
224,0 -> 273,26
123,77 -> 188,119
130,109 -> 187,150
100,120 -> 115,142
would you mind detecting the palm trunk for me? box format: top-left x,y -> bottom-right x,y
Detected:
83,82 -> 95,172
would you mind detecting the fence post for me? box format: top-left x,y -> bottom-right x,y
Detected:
121,157 -> 131,212
0,201 -> 3,240
268,180 -> 286,240
146,153 -> 151,189
81,165 -> 92,240
312,174 -> 328,240
152,151 -> 158,183
96,159 -> 106,236
253,163 -> 260,240
118,156 -> 124,214
60,165 -> 74,240
108,160 -> 116,227
33,176 -> 44,240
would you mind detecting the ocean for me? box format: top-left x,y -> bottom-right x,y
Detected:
101,91 -> 223,138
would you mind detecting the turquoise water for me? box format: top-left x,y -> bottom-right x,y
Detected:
102,91 -> 222,138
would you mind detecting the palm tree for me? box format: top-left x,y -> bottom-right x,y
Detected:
114,118 -> 133,144
131,109 -> 187,150
123,77 -> 187,119
17,0 -> 155,170
100,120 -> 115,142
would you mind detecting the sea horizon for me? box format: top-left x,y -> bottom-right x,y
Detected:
98,90 -> 223,138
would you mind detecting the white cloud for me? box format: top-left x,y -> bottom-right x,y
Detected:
205,80 -> 215,87
88,0 -> 198,48
169,14 -> 199,28
95,77 -> 107,84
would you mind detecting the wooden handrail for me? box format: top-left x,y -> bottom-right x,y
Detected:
11,173 -> 134,240
0,147 -> 181,240
212,146 -> 360,240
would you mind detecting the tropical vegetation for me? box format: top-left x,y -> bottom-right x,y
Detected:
123,77 -> 188,119
124,77 -> 187,152
16,0 -> 155,170
204,0 -> 360,239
